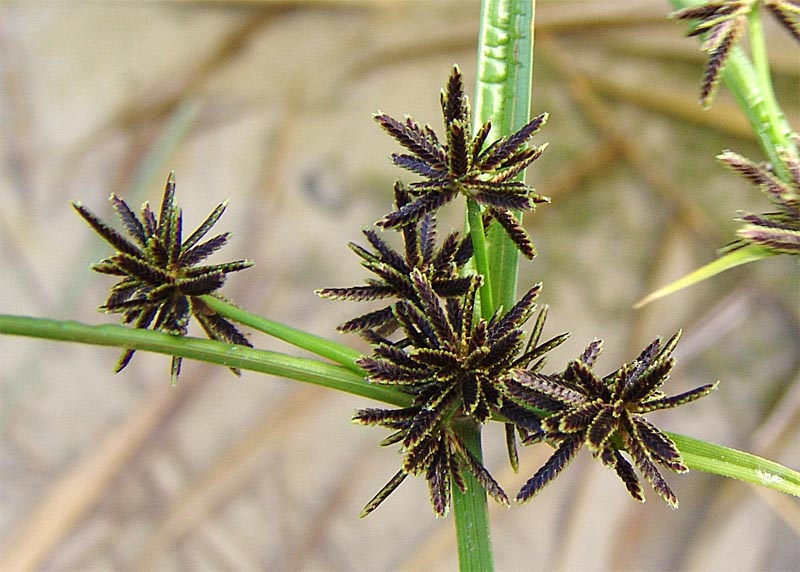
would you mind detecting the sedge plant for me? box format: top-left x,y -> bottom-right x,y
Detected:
1,1 -> 799,571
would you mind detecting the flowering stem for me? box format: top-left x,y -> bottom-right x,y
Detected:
670,0 -> 794,179
451,1 -> 537,570
451,418 -> 494,572
3,314 -> 799,501
466,198 -> 495,316
200,295 -> 364,373
0,314 -> 409,407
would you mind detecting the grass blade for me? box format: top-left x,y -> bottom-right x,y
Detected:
670,432 -> 800,497
634,243 -> 774,307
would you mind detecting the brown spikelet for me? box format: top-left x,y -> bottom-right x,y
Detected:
375,65 -> 549,257
716,146 -> 800,255
765,0 -> 800,42
73,173 -> 252,383
506,333 -> 716,507
700,15 -> 746,107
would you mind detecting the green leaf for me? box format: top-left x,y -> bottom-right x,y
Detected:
634,243 -> 774,308
670,433 -> 800,497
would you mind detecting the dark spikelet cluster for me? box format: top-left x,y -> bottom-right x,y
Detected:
73,173 -> 253,384
315,183 -> 474,336
353,269 -> 566,517
672,1 -> 800,108
764,0 -> 800,41
717,140 -> 800,254
353,415 -> 506,518
374,65 -> 549,259
672,0 -> 751,108
505,331 -> 717,508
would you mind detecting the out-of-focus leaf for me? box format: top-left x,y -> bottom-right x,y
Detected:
634,243 -> 774,308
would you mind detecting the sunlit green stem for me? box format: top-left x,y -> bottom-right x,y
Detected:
451,419 -> 494,572
200,295 -> 363,373
0,314 -> 408,407
466,198 -> 495,317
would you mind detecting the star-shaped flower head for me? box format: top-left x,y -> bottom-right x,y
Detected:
316,183 -> 474,337
374,65 -> 549,259
353,270 -> 569,516
505,331 -> 717,508
360,269 -> 543,426
717,138 -> 800,254
353,410 -> 508,518
671,1 -> 800,108
73,173 -> 253,384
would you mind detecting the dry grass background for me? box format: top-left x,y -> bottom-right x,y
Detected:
1,1 -> 799,570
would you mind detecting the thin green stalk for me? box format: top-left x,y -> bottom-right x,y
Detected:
722,48 -> 793,180
467,199 -> 495,316
669,433 -> 800,497
452,419 -> 494,572
0,314 -> 409,408
474,0 -> 536,314
200,295 -> 363,373
745,5 -> 793,167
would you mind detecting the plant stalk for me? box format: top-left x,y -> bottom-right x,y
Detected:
466,198 -> 495,316
452,419 -> 495,572
475,0 -> 537,315
200,295 -> 364,373
0,314 -> 408,407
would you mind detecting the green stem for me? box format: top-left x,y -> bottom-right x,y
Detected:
2,314 -> 798,498
669,433 -> 800,497
466,199 -> 495,316
722,48 -> 793,180
745,5 -> 793,172
200,295 -> 363,373
0,314 -> 409,408
451,419 -> 495,572
474,0 -> 536,314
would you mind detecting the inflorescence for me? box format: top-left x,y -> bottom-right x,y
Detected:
506,332 -> 717,508
74,65 -> 721,518
373,65 -> 549,259
318,66 -> 717,517
73,173 -> 253,384
671,0 -> 800,107
717,136 -> 800,254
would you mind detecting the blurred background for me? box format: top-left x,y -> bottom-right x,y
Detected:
1,1 -> 798,570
